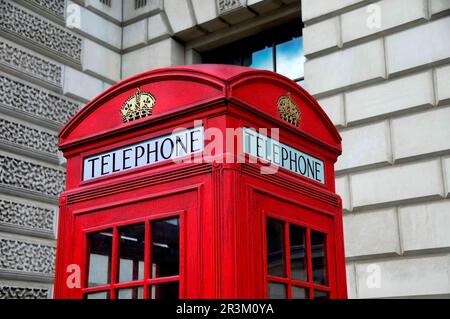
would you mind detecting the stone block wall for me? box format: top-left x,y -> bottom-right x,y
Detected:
0,0 -> 82,298
302,0 -> 450,298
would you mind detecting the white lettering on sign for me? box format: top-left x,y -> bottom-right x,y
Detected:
83,126 -> 204,181
243,127 -> 325,184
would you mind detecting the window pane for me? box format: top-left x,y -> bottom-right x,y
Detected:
296,79 -> 305,87
118,223 -> 145,283
314,290 -> 329,299
266,219 -> 286,277
289,224 -> 307,281
219,55 -> 242,66
150,282 -> 179,299
311,231 -> 327,285
117,287 -> 144,299
85,291 -> 110,299
243,46 -> 273,71
87,230 -> 112,287
151,218 -> 179,278
276,36 -> 305,80
268,282 -> 287,299
292,286 -> 309,299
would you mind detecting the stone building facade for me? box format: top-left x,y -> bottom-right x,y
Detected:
0,0 -> 449,299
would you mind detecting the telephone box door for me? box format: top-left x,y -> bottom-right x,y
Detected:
252,191 -> 341,299
67,189 -> 201,299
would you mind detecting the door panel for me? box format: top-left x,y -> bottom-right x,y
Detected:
70,189 -> 198,299
253,191 -> 337,299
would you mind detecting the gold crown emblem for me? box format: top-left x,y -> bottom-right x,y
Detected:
120,88 -> 156,123
277,92 -> 301,126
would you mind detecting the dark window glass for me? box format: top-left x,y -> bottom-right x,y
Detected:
289,224 -> 307,281
150,282 -> 179,299
118,224 -> 145,283
202,21 -> 304,83
85,291 -> 110,299
266,219 -> 285,277
218,55 -> 242,66
292,286 -> 309,299
314,290 -> 329,299
151,218 -> 179,278
117,287 -> 144,299
87,230 -> 112,287
311,231 -> 327,285
268,282 -> 287,299
276,36 -> 305,80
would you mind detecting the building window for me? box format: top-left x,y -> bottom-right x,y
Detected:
99,0 -> 111,7
84,217 -> 180,299
202,22 -> 305,86
265,218 -> 329,299
135,0 -> 147,9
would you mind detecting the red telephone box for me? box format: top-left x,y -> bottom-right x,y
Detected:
55,64 -> 346,299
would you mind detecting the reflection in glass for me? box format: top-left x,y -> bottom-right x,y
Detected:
243,46 -> 273,71
150,282 -> 179,299
314,290 -> 329,299
118,223 -> 145,283
276,36 -> 305,80
85,291 -> 110,299
151,218 -> 179,278
289,224 -> 307,281
88,230 -> 112,287
292,286 -> 309,299
311,231 -> 327,285
268,282 -> 287,299
266,219 -> 285,277
117,287 -> 144,299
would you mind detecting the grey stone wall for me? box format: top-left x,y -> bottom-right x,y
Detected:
302,0 -> 450,298
0,0 -> 82,298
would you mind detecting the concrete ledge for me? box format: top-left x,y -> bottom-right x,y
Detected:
354,254 -> 450,298
350,159 -> 445,210
0,270 -> 54,284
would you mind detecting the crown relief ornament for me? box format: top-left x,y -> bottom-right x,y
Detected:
120,88 -> 156,123
277,92 -> 301,127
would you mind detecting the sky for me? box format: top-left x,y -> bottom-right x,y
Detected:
247,36 -> 305,82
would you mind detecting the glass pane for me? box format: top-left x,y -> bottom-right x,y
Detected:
118,223 -> 145,283
117,287 -> 144,299
314,290 -> 329,299
311,231 -> 327,285
266,219 -> 286,277
276,36 -> 305,80
296,79 -> 305,87
243,46 -> 273,71
150,282 -> 179,299
268,282 -> 287,299
87,230 -> 112,287
292,286 -> 309,299
85,291 -> 110,299
289,224 -> 307,281
218,55 -> 242,66
151,218 -> 179,278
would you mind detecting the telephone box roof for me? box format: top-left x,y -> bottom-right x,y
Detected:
59,64 -> 341,154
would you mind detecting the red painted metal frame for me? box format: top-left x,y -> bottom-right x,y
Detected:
80,210 -> 185,299
55,65 -> 347,299
262,211 -> 332,299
